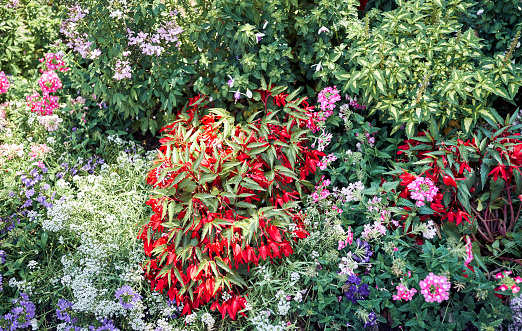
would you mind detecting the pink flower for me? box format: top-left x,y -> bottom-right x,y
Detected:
419,273 -> 451,303
464,236 -> 473,267
512,285 -> 520,294
39,53 -> 68,71
29,144 -> 50,160
38,70 -> 63,93
515,276 -> 522,284
38,115 -> 63,131
316,86 -> 341,120
0,72 -> 10,94
27,92 -> 60,116
392,285 -> 417,301
407,177 -> 438,207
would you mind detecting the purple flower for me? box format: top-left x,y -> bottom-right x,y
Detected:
344,274 -> 370,304
89,318 -> 120,331
364,311 -> 378,328
9,292 -> 36,329
0,250 -> 5,264
21,199 -> 33,208
25,188 -> 35,198
352,239 -> 372,263
8,191 -> 15,197
56,299 -> 77,324
115,285 -> 141,309
234,91 -> 241,101
42,183 -> 50,191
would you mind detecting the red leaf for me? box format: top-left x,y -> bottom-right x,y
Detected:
443,175 -> 457,188
268,225 -> 282,242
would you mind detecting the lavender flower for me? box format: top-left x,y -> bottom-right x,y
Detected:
25,188 -> 35,199
0,250 -> 5,264
89,318 -> 120,331
115,285 -> 141,309
56,299 -> 77,324
352,239 -> 373,263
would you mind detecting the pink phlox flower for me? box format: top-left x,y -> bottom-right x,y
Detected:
0,72 -> 10,94
38,71 -> 63,93
407,177 -> 438,207
317,86 -> 341,119
419,273 -> 451,303
30,144 -> 50,160
464,236 -> 473,267
392,285 -> 417,301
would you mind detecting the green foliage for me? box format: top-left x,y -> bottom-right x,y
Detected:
335,0 -> 522,137
190,0 -> 360,102
0,0 -> 59,77
59,0 -> 190,135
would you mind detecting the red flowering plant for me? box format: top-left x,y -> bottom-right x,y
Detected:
388,114 -> 522,265
139,85 -> 323,320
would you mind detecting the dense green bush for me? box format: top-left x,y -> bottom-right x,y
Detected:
0,0 -> 59,77
58,0 -> 191,135
189,0 -> 361,104
335,0 -> 522,137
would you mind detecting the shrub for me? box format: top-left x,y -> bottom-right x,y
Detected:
58,0 -> 189,135
189,0 -> 361,103
335,0 -> 522,137
0,0 -> 60,77
140,85 -> 322,319
393,116 -> 522,262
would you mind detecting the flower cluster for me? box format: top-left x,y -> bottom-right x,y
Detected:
495,271 -> 521,294
0,72 -> 10,94
60,6 -> 93,59
0,144 -> 24,160
343,274 -> 370,304
38,114 -> 63,131
29,144 -> 50,160
0,293 -> 36,330
127,17 -> 183,56
112,59 -> 132,81
318,153 -> 337,170
311,177 -> 331,203
39,53 -> 68,72
56,299 -> 77,324
26,53 -> 66,123
27,91 -> 60,116
419,273 -> 451,303
115,285 -> 142,309
316,86 -> 341,120
407,176 -> 439,207
392,284 -> 417,301
38,70 -> 63,93
352,239 -> 373,263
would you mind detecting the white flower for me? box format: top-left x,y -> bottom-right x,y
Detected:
109,9 -> 123,19
90,49 -> 101,59
263,20 -> 269,29
184,312 -> 197,324
246,89 -> 253,98
477,9 -> 484,16
318,26 -> 330,34
201,313 -> 215,327
311,62 -> 322,72
30,318 -> 38,330
422,220 -> 437,239
255,32 -> 265,43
